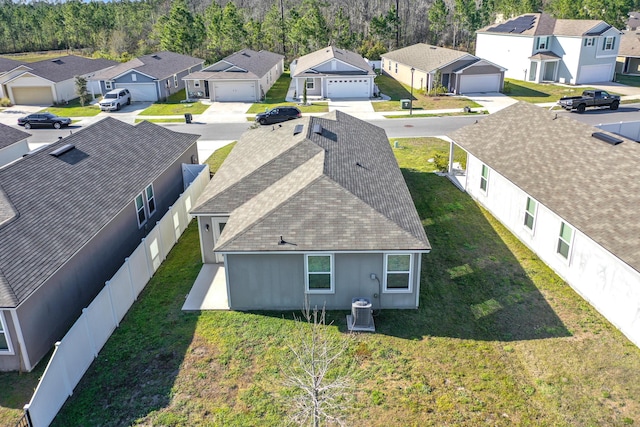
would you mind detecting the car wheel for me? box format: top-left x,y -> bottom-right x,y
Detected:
24,122 -> 31,130
259,118 -> 266,125
53,122 -> 61,129
116,103 -> 120,111
127,98 -> 131,105
610,100 -> 619,110
576,104 -> 586,113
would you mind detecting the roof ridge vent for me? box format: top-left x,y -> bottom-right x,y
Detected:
312,124 -> 323,135
592,132 -> 623,145
50,144 -> 75,157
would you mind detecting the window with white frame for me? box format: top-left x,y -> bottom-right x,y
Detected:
480,164 -> 489,193
603,36 -> 615,51
145,184 -> 156,216
0,312 -> 11,353
305,254 -> 333,293
537,36 -> 549,50
584,37 -> 595,47
395,63 -> 398,73
132,74 -> 137,82
557,222 -> 573,259
135,193 -> 146,227
384,254 -> 412,292
524,197 -> 537,230
388,61 -> 391,71
105,81 -> 112,90
174,74 -> 178,88
306,78 -> 314,89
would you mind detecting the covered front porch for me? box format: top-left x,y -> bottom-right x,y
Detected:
182,264 -> 229,311
528,52 -> 561,83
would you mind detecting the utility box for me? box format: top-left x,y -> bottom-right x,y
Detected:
401,99 -> 411,109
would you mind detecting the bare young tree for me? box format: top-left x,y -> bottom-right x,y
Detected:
283,301 -> 354,427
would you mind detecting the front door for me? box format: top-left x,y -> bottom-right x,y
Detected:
212,218 -> 227,263
543,61 -> 557,81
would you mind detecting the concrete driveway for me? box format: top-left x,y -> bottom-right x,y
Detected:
199,102 -> 252,123
587,81 -> 640,96
328,98 -> 377,119
465,92 -> 519,114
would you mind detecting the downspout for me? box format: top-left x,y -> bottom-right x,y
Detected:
10,310 -> 32,372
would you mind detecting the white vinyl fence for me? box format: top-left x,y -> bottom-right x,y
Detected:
596,121 -> 640,142
22,165 -> 209,427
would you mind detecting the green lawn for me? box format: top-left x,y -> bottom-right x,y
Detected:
384,111 -> 488,118
134,118 -> 186,124
139,89 -> 209,116
374,74 -> 480,112
503,79 -> 600,103
246,71 -> 329,114
614,73 -> 640,87
3,138 -> 639,426
41,98 -> 101,117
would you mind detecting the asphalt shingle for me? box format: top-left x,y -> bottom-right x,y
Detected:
292,46 -> 375,78
185,49 -> 283,81
25,56 -> 117,82
382,43 -> 473,73
0,123 -> 30,150
91,51 -> 203,81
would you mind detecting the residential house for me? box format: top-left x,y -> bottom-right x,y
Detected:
291,46 -> 376,99
446,101 -> 640,348
3,55 -> 117,105
381,43 -> 506,94
0,118 -> 199,371
183,49 -> 284,102
0,57 -> 28,100
189,111 -> 430,311
476,13 -> 621,84
626,12 -> 640,31
0,123 -> 30,168
89,51 -> 204,102
616,30 -> 640,75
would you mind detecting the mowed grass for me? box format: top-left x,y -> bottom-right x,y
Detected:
41,98 -> 101,117
2,137 -> 634,426
246,71 -> 329,114
373,74 -> 480,112
503,79 -> 601,103
139,89 -> 209,116
614,72 -> 640,87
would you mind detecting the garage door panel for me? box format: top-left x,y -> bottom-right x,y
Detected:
327,78 -> 371,98
578,64 -> 613,84
459,74 -> 501,94
115,83 -> 157,102
213,81 -> 256,102
12,86 -> 54,105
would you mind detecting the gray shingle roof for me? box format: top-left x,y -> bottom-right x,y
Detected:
382,43 -> 474,73
0,123 -> 30,150
192,111 -> 430,252
0,57 -> 26,72
448,101 -> 640,275
91,51 -> 204,81
618,30 -> 640,57
0,118 -> 198,308
24,56 -> 117,83
292,46 -> 375,78
184,49 -> 283,81
478,13 -> 611,37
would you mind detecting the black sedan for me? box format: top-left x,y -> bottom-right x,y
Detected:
17,112 -> 72,130
255,106 -> 301,125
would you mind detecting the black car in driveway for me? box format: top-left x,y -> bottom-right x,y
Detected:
255,106 -> 301,125
17,112 -> 72,130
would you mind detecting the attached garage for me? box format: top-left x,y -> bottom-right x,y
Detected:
11,86 -> 54,105
458,74 -> 501,94
326,78 -> 372,98
213,81 -> 257,102
578,64 -> 613,84
116,83 -> 157,102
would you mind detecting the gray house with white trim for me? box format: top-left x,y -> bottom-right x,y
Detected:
189,111 -> 430,311
0,118 -> 199,371
90,51 -> 204,102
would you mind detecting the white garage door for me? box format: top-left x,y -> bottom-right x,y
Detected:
213,81 -> 256,102
326,78 -> 371,98
115,83 -> 157,102
459,74 -> 501,94
11,86 -> 54,105
578,64 -> 613,84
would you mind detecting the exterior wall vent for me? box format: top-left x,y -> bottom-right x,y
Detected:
50,144 -> 75,157
592,132 -> 623,145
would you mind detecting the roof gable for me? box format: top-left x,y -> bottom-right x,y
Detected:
0,57 -> 27,73
382,43 -> 475,73
192,49 -> 283,80
293,46 -> 375,77
92,51 -> 204,81
479,13 -> 615,37
25,55 -> 117,83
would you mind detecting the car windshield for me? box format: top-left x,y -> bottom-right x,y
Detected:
105,93 -> 117,99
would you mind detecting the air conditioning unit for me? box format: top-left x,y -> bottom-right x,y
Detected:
347,297 -> 375,332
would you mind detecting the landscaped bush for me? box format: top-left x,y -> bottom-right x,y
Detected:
0,97 -> 12,107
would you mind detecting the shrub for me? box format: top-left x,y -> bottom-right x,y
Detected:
502,81 -> 511,94
0,97 -> 12,107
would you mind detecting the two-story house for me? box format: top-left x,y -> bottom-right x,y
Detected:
476,13 -> 621,84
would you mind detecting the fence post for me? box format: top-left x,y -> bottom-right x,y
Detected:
125,257 -> 136,301
82,308 -> 97,358
142,237 -> 152,278
105,281 -> 119,328
22,404 -> 32,427
156,221 -> 165,261
56,342 -> 74,397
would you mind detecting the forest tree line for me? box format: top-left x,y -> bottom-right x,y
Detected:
1,0 -> 639,64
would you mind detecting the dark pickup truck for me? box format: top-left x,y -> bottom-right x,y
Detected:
558,90 -> 620,113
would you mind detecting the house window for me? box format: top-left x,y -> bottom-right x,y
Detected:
0,312 -> 11,353
388,61 -> 391,71
132,74 -> 137,82
135,193 -> 146,227
537,36 -> 549,50
174,74 -> 178,88
524,197 -> 537,230
145,184 -> 156,216
384,254 -> 412,292
305,254 -> 333,293
395,63 -> 398,74
557,222 -> 573,259
480,164 -> 489,193
381,58 -> 384,69
105,81 -> 112,90
603,36 -> 615,51
306,78 -> 314,90
584,38 -> 595,47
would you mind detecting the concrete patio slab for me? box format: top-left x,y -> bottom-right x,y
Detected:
182,264 -> 230,311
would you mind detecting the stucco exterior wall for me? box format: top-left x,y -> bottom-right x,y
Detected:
54,78 -> 77,103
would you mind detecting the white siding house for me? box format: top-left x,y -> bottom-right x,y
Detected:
447,102 -> 640,349
476,13 -> 621,84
